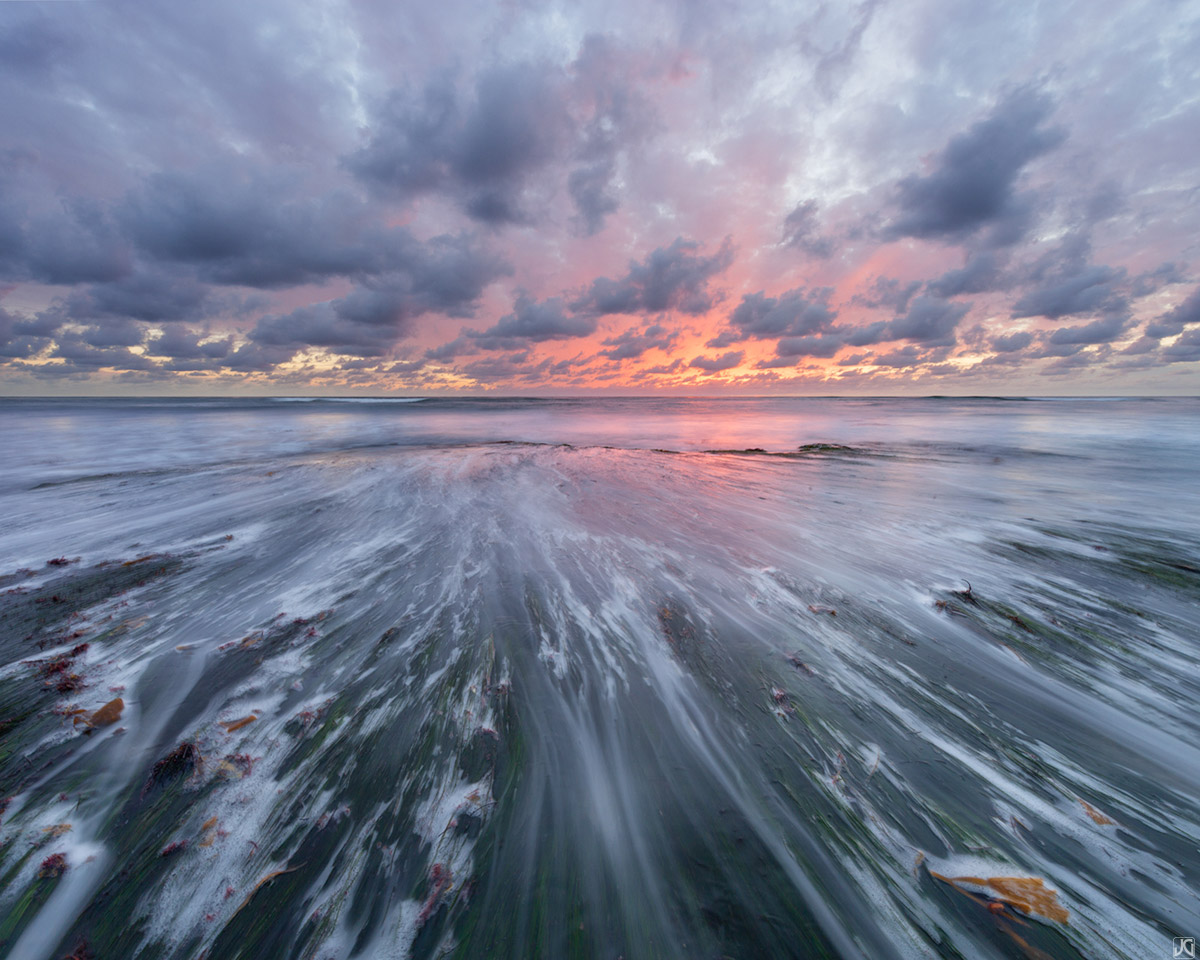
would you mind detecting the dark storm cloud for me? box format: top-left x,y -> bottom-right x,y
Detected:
885,89 -> 1064,245
459,352 -> 541,383
1012,263 -> 1127,320
148,327 -> 233,361
0,13 -> 77,78
886,295 -> 969,346
472,295 -> 596,347
840,321 -> 890,347
805,0 -> 884,100
780,200 -> 835,257
853,276 -> 921,314
247,262 -> 510,360
1129,262 -> 1184,299
349,64 -> 568,224
1010,236 -> 1131,339
600,324 -> 676,361
23,200 -> 132,285
568,161 -> 620,237
756,355 -> 798,369
1163,327 -> 1200,362
349,43 -> 654,232
991,330 -> 1033,353
1040,347 -> 1111,375
707,287 -> 835,348
251,303 -> 388,358
79,319 -> 144,348
231,231 -> 509,359
1046,314 -> 1128,346
120,166 -> 512,299
797,297 -> 966,358
774,334 -> 845,358
1120,337 -> 1158,356
424,336 -> 476,362
689,350 -> 743,372
51,333 -> 156,371
1145,286 -> 1200,339
568,35 -> 658,236
121,169 -> 370,287
869,345 -> 935,368
926,252 -> 1004,298
637,358 -> 685,376
67,270 -> 213,324
0,304 -> 51,359
0,185 -> 132,286
574,237 -> 734,317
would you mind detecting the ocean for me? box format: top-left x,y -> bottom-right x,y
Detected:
0,396 -> 1198,959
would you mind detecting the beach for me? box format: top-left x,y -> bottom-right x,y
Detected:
1,396 -> 1198,959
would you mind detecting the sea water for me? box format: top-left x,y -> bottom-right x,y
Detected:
0,396 -> 1197,959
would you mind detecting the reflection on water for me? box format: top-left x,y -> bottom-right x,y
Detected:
0,398 -> 1198,959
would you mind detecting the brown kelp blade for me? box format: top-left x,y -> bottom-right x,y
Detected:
930,870 -> 1069,924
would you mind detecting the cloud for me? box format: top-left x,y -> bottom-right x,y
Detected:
780,200 -> 835,257
472,294 -> 596,347
247,244 -> 509,359
707,287 -> 836,347
424,336 -> 476,361
50,332 -> 156,371
147,326 -> 232,361
349,65 -> 569,225
586,238 -> 735,316
853,276 -> 921,313
567,35 -> 658,235
869,345 -> 936,368
121,165 -> 514,298
1012,263 -> 1126,320
885,89 -> 1064,245
926,252 -> 1004,297
1046,313 -> 1127,345
1008,235 -> 1132,344
689,350 -> 744,372
67,270 -> 213,323
1129,261 -> 1184,299
1162,327 -> 1200,362
349,42 -> 655,232
886,295 -> 969,345
774,334 -> 845,358
1120,336 -> 1157,356
991,330 -> 1033,352
121,168 -> 369,287
0,189 -> 132,285
600,323 -> 676,360
574,237 -> 733,317
1145,286 -> 1200,338
568,161 -> 620,237
640,358 -> 685,375
0,304 -> 54,359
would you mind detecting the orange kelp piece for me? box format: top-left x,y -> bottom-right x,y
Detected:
220,715 -> 257,733
1080,800 -> 1115,825
233,865 -> 301,916
931,871 -> 1069,924
198,816 -> 220,846
89,697 -> 124,727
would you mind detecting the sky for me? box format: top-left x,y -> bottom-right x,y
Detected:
0,0 -> 1198,395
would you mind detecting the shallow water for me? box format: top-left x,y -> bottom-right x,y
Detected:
0,397 -> 1198,959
